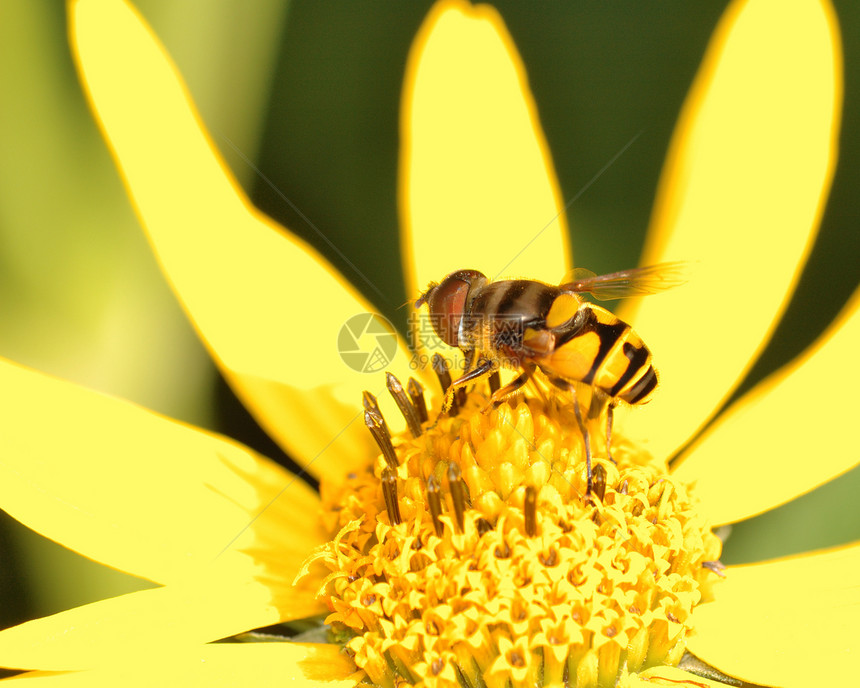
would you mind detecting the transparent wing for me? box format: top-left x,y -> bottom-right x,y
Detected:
560,261 -> 690,300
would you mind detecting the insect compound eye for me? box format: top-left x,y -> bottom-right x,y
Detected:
422,269 -> 487,348
428,277 -> 470,347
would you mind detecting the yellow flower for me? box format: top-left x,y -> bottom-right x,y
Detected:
0,0 -> 855,686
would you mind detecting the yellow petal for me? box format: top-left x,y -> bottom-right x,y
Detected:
673,288 -> 860,525
69,0 -> 424,479
0,356 -> 323,585
617,0 -> 842,460
0,568 -> 322,671
688,542 -> 860,687
400,0 -> 570,300
1,643 -> 354,687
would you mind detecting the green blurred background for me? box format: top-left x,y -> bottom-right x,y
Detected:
1,0 -> 858,631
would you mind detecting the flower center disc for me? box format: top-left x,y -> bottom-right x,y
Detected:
310,384 -> 721,688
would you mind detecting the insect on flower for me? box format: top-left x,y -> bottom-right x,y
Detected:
415,262 -> 687,492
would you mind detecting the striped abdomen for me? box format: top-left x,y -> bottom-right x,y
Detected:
535,302 -> 657,405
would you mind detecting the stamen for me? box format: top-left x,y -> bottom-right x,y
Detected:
407,377 -> 428,423
488,370 -> 501,394
381,467 -> 402,526
446,462 -> 467,533
363,391 -> 388,434
426,474 -> 443,536
432,353 -> 459,414
524,485 -> 537,537
386,372 -> 423,438
364,407 -> 399,470
591,463 -> 607,502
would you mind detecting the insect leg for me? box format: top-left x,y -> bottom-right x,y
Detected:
433,355 -> 497,423
451,355 -> 496,397
545,376 -> 594,496
456,349 -> 476,406
606,402 -> 616,464
485,362 -> 535,410
431,354 -> 459,419
571,393 -> 594,496
587,389 -> 613,461
461,348 -> 477,374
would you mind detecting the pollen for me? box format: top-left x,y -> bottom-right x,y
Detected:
304,376 -> 722,688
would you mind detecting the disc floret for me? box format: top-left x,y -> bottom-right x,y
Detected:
304,378 -> 722,688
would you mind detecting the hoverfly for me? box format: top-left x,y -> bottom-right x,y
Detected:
415,262 -> 686,493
